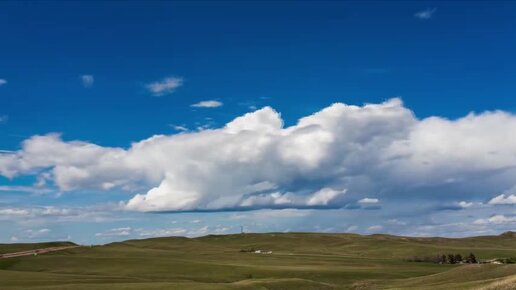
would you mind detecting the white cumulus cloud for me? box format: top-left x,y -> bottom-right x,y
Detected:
489,194 -> 516,205
0,79 -> 7,86
2,98 -> 516,213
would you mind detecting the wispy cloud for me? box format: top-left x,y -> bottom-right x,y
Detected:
80,75 -> 94,88
135,225 -> 229,238
0,185 -> 53,194
25,228 -> 51,239
171,124 -> 189,132
229,209 -> 311,220
8,228 -> 73,243
368,225 -> 383,232
191,100 -> 223,108
473,215 -> 516,225
0,204 -> 129,225
0,115 -> 7,124
358,198 -> 379,204
95,227 -> 132,237
414,8 -> 437,20
146,77 -> 183,96
0,79 -> 7,86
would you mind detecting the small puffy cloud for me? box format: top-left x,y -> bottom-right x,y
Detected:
80,75 -> 94,88
458,201 -> 474,208
146,77 -> 183,96
191,100 -> 223,108
473,215 -> 516,225
0,115 -> 7,124
414,8 -> 437,20
358,198 -> 379,204
489,194 -> 516,205
0,79 -> 7,86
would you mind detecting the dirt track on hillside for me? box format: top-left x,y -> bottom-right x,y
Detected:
0,246 -> 79,259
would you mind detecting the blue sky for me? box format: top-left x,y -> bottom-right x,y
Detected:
1,1 -> 515,244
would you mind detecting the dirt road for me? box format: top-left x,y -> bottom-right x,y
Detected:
0,245 -> 79,259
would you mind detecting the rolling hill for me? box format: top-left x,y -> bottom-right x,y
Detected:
0,232 -> 515,289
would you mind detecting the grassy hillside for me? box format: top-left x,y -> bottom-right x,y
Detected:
0,232 -> 515,289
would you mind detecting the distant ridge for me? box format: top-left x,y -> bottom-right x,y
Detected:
500,231 -> 516,238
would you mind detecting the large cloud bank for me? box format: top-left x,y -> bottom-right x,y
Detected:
2,98 -> 516,212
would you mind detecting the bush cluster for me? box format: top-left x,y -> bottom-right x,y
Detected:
239,248 -> 256,253
495,257 -> 516,264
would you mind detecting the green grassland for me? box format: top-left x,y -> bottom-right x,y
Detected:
0,232 -> 515,289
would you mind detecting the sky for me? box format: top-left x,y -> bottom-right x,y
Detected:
1,1 -> 515,244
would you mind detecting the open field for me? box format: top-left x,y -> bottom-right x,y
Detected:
0,232 -> 515,289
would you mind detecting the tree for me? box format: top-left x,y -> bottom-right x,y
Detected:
448,254 -> 456,264
467,253 -> 477,264
440,254 -> 447,264
455,254 -> 463,263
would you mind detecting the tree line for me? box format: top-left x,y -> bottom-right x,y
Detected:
407,253 -> 477,264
